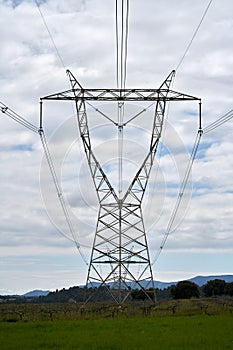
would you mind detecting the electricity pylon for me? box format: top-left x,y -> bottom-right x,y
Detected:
41,70 -> 200,305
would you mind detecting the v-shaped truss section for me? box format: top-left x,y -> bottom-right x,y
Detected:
123,70 -> 175,204
68,70 -> 118,205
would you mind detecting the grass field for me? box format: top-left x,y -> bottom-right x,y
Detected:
1,299 -> 233,349
0,314 -> 233,350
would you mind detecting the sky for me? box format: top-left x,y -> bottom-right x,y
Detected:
0,0 -> 233,295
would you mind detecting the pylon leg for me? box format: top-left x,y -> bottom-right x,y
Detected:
86,202 -> 155,304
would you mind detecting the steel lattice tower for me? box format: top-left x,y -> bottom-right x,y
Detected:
41,69 -> 200,304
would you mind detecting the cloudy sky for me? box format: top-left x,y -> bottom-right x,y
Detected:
0,0 -> 233,295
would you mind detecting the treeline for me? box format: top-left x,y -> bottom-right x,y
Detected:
168,279 -> 233,300
130,279 -> 233,301
202,279 -> 233,297
1,279 -> 233,304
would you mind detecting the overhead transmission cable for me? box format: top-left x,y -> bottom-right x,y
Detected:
115,0 -> 213,193
0,101 -> 88,265
152,107 -> 233,265
152,129 -> 203,265
122,0 -> 130,90
0,101 -> 38,133
115,0 -> 129,90
151,0 -> 213,263
115,0 -> 119,89
176,0 -> 213,71
34,0 -> 66,69
149,104 -> 233,265
115,0 -> 130,196
39,128 -> 88,265
203,109 -> 233,134
33,1 -> 90,263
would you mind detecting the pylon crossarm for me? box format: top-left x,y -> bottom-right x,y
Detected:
42,88 -> 200,102
42,70 -> 200,102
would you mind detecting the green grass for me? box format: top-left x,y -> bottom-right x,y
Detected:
0,315 -> 233,350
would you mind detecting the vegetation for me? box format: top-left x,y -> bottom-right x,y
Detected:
202,279 -> 232,297
0,296 -> 233,349
226,282 -> 233,296
1,280 -> 233,349
2,279 -> 233,306
0,313 -> 233,350
171,281 -> 200,299
0,297 -> 233,322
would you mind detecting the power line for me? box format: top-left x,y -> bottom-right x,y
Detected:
123,0 -> 129,90
0,101 -> 38,133
39,128 -> 88,265
120,0 -> 124,89
34,0 -> 66,69
152,108 -> 233,264
152,129 -> 203,266
0,101 -> 88,265
151,0 -> 213,264
115,0 -> 130,89
115,0 -> 119,88
33,2 -> 90,262
176,0 -> 213,71
203,109 -> 233,134
115,0 -> 130,196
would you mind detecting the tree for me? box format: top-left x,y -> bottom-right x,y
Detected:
225,282 -> 233,296
131,288 -> 155,301
203,279 -> 226,297
131,289 -> 148,300
171,281 -> 200,299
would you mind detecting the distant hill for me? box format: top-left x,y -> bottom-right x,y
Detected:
23,290 -> 50,297
155,274 -> 233,289
3,274 -> 232,299
188,275 -> 233,287
87,274 -> 233,290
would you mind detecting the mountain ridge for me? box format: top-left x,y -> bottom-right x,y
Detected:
23,289 -> 50,297
86,274 -> 233,290
2,274 -> 232,297
154,274 -> 233,289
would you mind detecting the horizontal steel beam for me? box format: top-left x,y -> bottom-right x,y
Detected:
42,88 -> 200,102
91,261 -> 149,264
